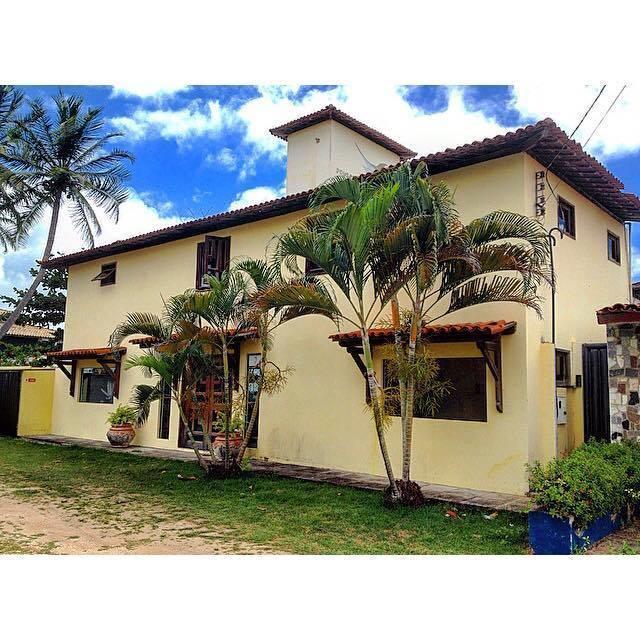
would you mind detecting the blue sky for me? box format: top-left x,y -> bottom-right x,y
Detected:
2,84 -> 639,298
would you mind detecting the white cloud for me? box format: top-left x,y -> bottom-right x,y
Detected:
0,191 -> 187,298
205,147 -> 237,170
228,185 -> 285,211
111,99 -> 227,142
510,84 -> 640,158
110,84 -> 189,99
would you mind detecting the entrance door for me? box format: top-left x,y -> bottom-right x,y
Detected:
0,371 -> 21,437
178,352 -> 240,449
583,343 -> 610,441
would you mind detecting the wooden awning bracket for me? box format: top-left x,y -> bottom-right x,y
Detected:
476,338 -> 503,413
55,361 -> 73,380
346,346 -> 371,404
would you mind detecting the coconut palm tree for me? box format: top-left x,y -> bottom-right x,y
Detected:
319,162 -> 552,503
0,85 -> 24,251
259,180 -> 407,502
0,91 -> 133,340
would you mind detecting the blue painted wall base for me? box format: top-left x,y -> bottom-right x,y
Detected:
529,510 -> 624,554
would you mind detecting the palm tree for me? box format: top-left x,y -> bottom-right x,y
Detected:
259,180 -> 406,502
180,270 -> 249,470
0,91 -> 133,340
233,257 -> 314,463
109,293 -> 224,471
0,85 -> 24,251
350,162 -> 551,502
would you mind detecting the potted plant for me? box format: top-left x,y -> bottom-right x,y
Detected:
106,404 -> 138,448
213,410 -> 245,460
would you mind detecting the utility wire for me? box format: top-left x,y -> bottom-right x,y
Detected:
582,85 -> 626,149
544,84 -> 607,206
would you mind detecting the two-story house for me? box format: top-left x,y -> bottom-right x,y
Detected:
42,105 -> 640,495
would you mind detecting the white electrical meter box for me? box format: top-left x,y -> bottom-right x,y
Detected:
556,395 -> 567,425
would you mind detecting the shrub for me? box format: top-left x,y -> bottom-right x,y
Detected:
106,404 -> 138,426
528,440 -> 640,528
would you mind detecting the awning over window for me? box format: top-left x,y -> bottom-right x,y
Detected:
329,320 -> 517,413
129,327 -> 259,348
328,320 -> 517,347
46,346 -> 126,359
46,346 -> 126,399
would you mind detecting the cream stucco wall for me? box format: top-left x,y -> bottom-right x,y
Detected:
50,151 -> 630,495
522,155 -> 631,452
285,120 -> 401,194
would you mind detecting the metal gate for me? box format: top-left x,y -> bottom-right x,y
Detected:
583,343 -> 610,441
0,371 -> 21,437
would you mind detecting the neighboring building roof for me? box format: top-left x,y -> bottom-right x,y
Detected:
42,118 -> 640,270
0,310 -> 55,340
329,320 -> 517,346
269,104 -> 417,159
46,346 -> 126,359
596,303 -> 640,325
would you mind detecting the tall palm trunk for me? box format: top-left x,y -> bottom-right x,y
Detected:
0,193 -> 61,339
235,341 -> 266,464
402,299 -> 421,482
361,328 -> 399,500
174,390 -> 207,469
221,341 -> 231,469
390,297 -> 408,473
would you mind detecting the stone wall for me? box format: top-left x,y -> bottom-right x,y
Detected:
607,323 -> 640,441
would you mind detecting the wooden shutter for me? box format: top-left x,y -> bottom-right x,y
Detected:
195,236 -> 231,288
208,236 -> 231,279
196,242 -> 207,288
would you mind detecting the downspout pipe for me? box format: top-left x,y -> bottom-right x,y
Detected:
548,226 -> 564,344
625,221 -> 633,303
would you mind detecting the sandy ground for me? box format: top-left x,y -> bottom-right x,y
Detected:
0,491 -> 271,555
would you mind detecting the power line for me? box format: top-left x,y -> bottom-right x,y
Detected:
582,85 -> 626,149
543,84 -> 607,206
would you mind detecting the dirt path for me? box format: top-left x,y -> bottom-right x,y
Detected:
0,490 -> 272,555
587,519 -> 640,554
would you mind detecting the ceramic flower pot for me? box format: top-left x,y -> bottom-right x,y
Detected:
213,432 -> 243,450
106,422 -> 136,448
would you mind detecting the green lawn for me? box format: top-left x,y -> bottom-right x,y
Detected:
0,438 -> 528,554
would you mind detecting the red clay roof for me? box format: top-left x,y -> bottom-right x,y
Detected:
46,346 -> 126,359
596,303 -> 640,324
269,104 -> 416,159
42,119 -> 640,270
329,320 -> 517,345
129,327 -> 258,347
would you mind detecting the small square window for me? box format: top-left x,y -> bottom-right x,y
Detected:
79,367 -> 114,403
555,350 -> 571,387
92,262 -> 117,286
608,231 -> 621,265
557,198 -> 576,239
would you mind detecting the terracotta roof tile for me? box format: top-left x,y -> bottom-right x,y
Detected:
269,104 -> 416,158
42,118 -> 640,270
46,346 -> 126,359
596,303 -> 640,324
329,320 -> 517,345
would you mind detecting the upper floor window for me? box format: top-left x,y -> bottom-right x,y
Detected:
608,231 -> 621,265
383,357 -> 487,422
557,197 -> 575,238
196,236 -> 231,289
92,262 -> 116,286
